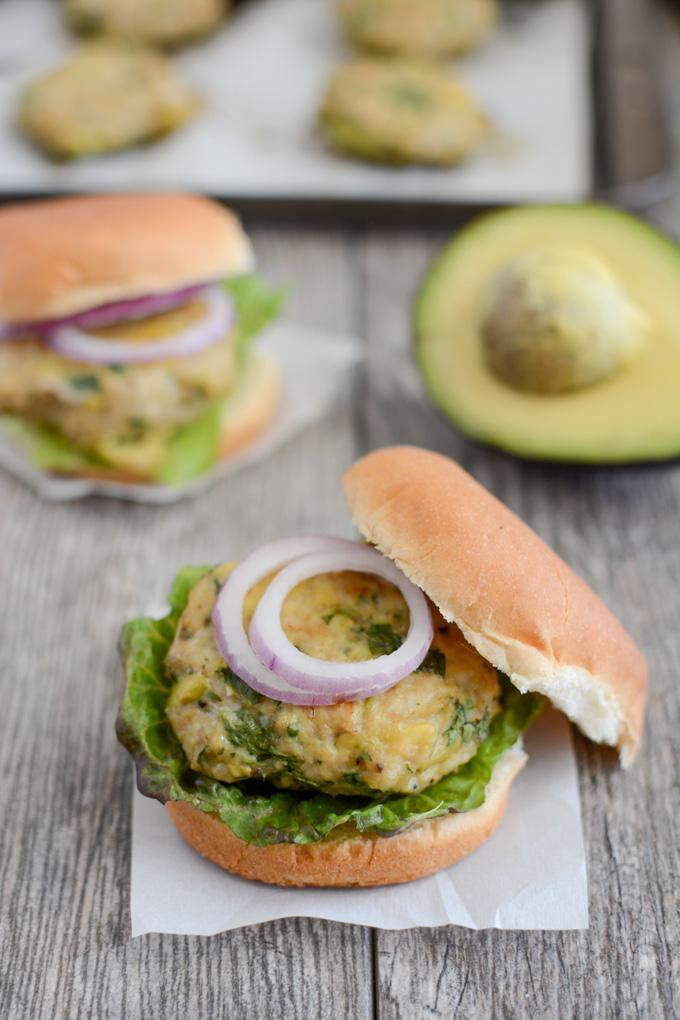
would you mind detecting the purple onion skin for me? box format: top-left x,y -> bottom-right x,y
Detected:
0,283 -> 212,341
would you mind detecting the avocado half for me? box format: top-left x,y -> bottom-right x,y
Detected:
416,204 -> 680,463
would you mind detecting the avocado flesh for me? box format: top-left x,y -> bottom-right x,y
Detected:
480,246 -> 645,394
416,204 -> 680,463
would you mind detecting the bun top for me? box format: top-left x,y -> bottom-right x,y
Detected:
0,194 -> 253,324
343,446 -> 647,765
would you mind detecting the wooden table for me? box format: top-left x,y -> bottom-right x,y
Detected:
2,10 -> 679,1019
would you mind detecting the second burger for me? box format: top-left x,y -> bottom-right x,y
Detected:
0,193 -> 282,485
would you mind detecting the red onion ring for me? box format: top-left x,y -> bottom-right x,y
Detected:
212,537 -> 361,705
249,548 -> 433,696
211,536 -> 433,706
47,286 -> 234,365
0,283 -> 212,341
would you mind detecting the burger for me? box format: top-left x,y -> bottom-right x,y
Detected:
0,194 -> 282,486
118,446 -> 647,887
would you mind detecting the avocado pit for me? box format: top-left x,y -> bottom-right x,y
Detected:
480,246 -> 645,394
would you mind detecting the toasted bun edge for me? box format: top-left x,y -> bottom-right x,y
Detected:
342,446 -> 648,765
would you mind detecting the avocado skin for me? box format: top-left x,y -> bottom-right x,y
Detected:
415,203 -> 680,464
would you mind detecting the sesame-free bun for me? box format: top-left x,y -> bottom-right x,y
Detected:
0,194 -> 253,324
50,352 -> 280,485
167,743 -> 526,887
343,446 -> 648,765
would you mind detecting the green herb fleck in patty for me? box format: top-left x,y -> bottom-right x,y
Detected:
68,373 -> 101,392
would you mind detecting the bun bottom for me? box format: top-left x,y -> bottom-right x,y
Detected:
166,744 -> 527,887
44,353 -> 281,486
216,351 -> 281,462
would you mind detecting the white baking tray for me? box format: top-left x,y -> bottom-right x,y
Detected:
0,0 -> 590,204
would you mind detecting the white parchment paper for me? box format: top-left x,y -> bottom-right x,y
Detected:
0,0 -> 590,204
130,709 -> 588,934
0,322 -> 361,503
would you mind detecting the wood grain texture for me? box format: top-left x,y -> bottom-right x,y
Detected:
2,9 -> 680,1019
594,0 -> 671,199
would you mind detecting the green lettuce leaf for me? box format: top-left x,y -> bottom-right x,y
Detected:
3,406 -> 224,487
155,402 -> 223,487
224,273 -> 286,365
1,416 -> 104,472
2,274 -> 284,483
118,567 -> 543,847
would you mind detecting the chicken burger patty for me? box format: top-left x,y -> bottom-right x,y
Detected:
0,300 -> 236,476
65,0 -> 229,48
19,42 -> 198,160
166,564 -> 501,797
338,0 -> 498,59
319,57 -> 488,167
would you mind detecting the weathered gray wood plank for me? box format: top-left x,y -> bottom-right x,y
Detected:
0,228 -> 373,1020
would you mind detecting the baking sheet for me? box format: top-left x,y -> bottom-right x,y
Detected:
130,709 -> 588,934
0,0 -> 590,203
0,321 -> 361,502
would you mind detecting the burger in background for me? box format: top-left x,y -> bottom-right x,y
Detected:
0,193 -> 283,486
